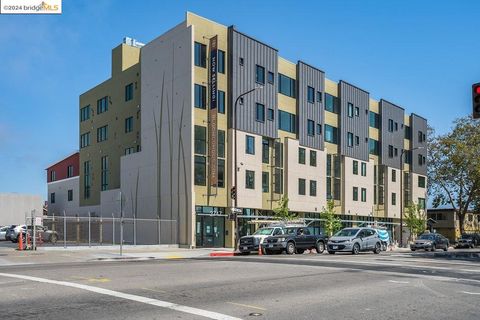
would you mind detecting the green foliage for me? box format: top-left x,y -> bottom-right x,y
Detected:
404,202 -> 426,240
273,195 -> 296,221
428,116 -> 480,233
320,200 -> 343,237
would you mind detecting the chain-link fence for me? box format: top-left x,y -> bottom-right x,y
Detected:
41,216 -> 177,247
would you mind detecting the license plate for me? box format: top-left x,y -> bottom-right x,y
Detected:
243,246 -> 248,250
332,246 -> 338,249
268,244 -> 273,248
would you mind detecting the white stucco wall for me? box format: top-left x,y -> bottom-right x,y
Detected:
411,173 -> 427,207
0,193 -> 43,225
385,166 -> 401,219
47,177 -> 79,216
343,156 -> 375,217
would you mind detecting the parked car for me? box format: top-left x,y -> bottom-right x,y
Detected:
5,225 -> 21,242
239,226 -> 284,255
327,228 -> 382,255
410,233 -> 449,252
8,225 -> 58,244
261,226 -> 326,255
0,226 -> 8,241
455,234 -> 480,249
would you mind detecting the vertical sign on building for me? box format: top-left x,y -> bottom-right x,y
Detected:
209,36 -> 218,188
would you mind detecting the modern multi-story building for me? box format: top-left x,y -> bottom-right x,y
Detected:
427,208 -> 480,242
71,12 -> 427,248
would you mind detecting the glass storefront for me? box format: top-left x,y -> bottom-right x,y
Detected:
195,206 -> 225,248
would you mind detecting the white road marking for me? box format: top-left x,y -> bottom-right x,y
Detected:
388,280 -> 410,284
460,291 -> 480,295
0,272 -> 241,320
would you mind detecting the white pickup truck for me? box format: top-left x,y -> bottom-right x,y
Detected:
238,226 -> 284,255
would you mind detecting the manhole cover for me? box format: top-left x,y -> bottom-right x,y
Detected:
249,312 -> 262,317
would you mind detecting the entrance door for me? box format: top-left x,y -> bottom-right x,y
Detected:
196,215 -> 225,248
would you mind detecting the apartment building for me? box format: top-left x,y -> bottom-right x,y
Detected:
72,12 -> 428,248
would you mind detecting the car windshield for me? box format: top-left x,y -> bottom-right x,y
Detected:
334,229 -> 359,237
460,235 -> 472,239
418,234 -> 435,240
253,228 -> 275,236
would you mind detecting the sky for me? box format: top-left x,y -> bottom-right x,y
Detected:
0,0 -> 479,199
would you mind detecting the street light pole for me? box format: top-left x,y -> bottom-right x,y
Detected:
399,146 -> 424,247
233,86 -> 263,251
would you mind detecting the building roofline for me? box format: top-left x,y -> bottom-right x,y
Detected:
45,151 -> 79,170
298,60 -> 325,74
411,112 -> 428,122
380,99 -> 405,111
339,80 -> 370,95
229,26 -> 278,52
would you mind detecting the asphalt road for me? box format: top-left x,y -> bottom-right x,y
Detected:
0,250 -> 479,320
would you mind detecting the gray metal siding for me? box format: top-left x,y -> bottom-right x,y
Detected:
228,28 -> 278,139
411,114 -> 427,175
339,81 -> 369,161
380,100 -> 405,169
297,61 -> 325,150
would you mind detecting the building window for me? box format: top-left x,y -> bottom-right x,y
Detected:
392,193 -> 397,206
262,172 -> 269,192
418,198 -> 425,210
267,71 -> 274,84
361,188 -> 367,202
83,161 -> 90,199
310,150 -> 317,167
274,168 -> 283,194
325,94 -> 339,113
405,125 -> 412,139
239,57 -> 244,66
125,147 -> 135,155
392,169 -> 397,182
388,145 -> 394,158
353,187 -> 358,201
307,119 -> 315,136
298,147 -> 306,164
97,126 -> 108,142
217,159 -> 225,188
68,189 -> 73,202
347,132 -> 354,147
369,139 -> 380,155
194,42 -> 206,68
101,156 -> 109,191
355,106 -> 360,117
194,155 -> 206,186
80,106 -> 90,122
394,148 -> 398,157
218,90 -> 225,114
216,130 -> 225,158
418,131 -> 426,143
246,170 -> 255,189
310,180 -> 317,197
316,124 -> 322,135
278,73 -> 296,98
388,119 -> 394,132
67,165 -> 74,178
355,135 -> 360,146
316,91 -> 322,103
125,83 -> 134,101
97,96 -> 108,114
125,117 -> 133,133
324,125 -> 338,144
262,138 -> 269,164
50,192 -> 55,204
353,160 -> 358,175
246,135 -> 255,155
395,122 -> 398,131
194,84 -> 206,109
194,126 -> 207,155
361,162 -> 367,177
278,110 -> 296,133
256,65 -> 265,84
418,176 -> 426,188
369,111 -> 380,129
267,108 -> 274,121
218,50 -> 225,74
298,178 -> 306,195
307,86 -> 315,103
256,103 -> 265,122
348,103 -> 354,117
418,154 -> 426,166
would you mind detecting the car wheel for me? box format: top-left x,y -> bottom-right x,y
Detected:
352,243 -> 360,255
50,234 -> 58,244
264,249 -> 272,255
286,242 -> 296,255
431,245 -> 436,252
443,246 -> 448,252
411,248 -> 416,251
373,242 -> 381,254
328,251 -> 335,254
316,241 -> 325,254
296,249 -> 305,254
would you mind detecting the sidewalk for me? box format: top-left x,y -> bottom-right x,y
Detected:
0,244 -> 233,267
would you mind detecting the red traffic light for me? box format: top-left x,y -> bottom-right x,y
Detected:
475,86 -> 480,95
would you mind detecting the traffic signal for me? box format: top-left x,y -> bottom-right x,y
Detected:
230,186 -> 236,200
472,83 -> 480,119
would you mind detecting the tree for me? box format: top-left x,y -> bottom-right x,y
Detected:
273,195 -> 296,221
404,202 -> 426,241
320,200 -> 342,237
428,116 -> 480,234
